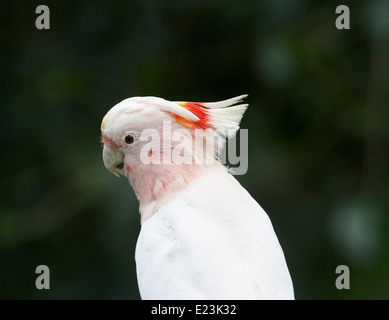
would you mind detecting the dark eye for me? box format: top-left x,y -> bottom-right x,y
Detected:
125,135 -> 134,144
116,163 -> 124,169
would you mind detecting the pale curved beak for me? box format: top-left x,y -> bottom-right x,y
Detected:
103,146 -> 124,177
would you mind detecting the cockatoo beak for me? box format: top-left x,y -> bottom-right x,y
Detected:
103,146 -> 124,177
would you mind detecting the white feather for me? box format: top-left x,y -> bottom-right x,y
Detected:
202,94 -> 248,109
139,96 -> 200,122
210,104 -> 248,138
135,166 -> 294,300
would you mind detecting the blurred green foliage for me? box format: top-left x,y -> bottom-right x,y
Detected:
1,0 -> 388,299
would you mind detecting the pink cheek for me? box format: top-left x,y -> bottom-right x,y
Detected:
126,165 -> 132,173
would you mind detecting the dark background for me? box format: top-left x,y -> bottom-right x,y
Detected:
1,0 -> 388,299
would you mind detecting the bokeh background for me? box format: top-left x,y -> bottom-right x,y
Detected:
1,0 -> 388,299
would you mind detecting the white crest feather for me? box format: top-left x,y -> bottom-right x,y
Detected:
139,96 -> 199,121
204,95 -> 249,157
206,95 -> 248,138
202,94 -> 248,109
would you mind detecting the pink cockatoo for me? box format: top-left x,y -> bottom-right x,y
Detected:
101,95 -> 294,299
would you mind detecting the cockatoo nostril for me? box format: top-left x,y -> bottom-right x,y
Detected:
116,163 -> 124,169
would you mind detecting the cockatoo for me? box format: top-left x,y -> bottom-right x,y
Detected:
101,95 -> 294,299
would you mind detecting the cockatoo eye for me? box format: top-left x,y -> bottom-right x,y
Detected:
125,135 -> 134,144
116,163 -> 124,169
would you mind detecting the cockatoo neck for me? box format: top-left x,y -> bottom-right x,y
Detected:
126,161 -> 221,223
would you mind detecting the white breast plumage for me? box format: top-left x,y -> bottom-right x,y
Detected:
135,167 -> 294,300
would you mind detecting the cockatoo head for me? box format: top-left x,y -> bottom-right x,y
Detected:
101,95 -> 248,214
101,96 -> 198,177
